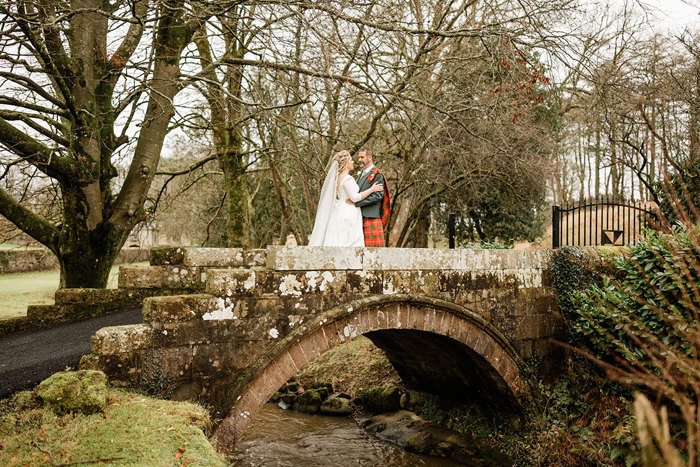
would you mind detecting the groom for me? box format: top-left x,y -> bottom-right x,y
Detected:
348,147 -> 391,247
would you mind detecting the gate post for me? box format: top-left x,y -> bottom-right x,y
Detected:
552,205 -> 560,248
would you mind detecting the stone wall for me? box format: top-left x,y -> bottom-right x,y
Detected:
0,248 -> 58,274
0,247 -> 241,336
0,247 -> 151,275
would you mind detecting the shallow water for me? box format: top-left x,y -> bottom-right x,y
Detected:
230,403 -> 463,466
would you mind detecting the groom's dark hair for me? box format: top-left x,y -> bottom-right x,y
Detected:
359,146 -> 373,158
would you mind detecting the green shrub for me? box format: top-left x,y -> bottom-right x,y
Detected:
571,227 -> 700,363
550,246 -> 623,347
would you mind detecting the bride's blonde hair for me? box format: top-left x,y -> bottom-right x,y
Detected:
332,150 -> 352,169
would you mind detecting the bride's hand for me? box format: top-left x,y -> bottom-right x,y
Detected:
371,183 -> 384,193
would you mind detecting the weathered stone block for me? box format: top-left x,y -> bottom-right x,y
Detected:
143,294 -> 211,323
413,270 -> 441,293
382,271 -> 412,294
299,270 -> 347,295
364,248 -> 470,270
206,269 -> 259,296
437,270 -> 472,292
55,288 -> 118,305
139,347 -> 192,393
119,265 -> 162,289
91,324 -> 154,355
298,329 -> 330,363
183,248 -> 266,268
271,351 -> 300,382
160,266 -> 205,290
267,246 -> 364,270
199,296 -> 256,321
150,321 -> 212,347
277,294 -> 326,319
26,304 -> 60,322
81,352 -> 141,387
347,270 -> 383,294
150,246 -> 185,266
512,339 -> 534,360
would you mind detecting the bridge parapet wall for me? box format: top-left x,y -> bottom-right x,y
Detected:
82,246 -> 563,418
116,248 -> 266,292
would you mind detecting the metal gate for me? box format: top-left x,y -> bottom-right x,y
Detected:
552,197 -> 656,248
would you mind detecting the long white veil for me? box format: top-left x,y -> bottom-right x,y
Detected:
308,161 -> 338,246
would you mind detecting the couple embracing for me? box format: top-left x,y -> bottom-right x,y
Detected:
309,147 -> 391,247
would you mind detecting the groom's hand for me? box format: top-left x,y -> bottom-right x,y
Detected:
345,199 -> 354,205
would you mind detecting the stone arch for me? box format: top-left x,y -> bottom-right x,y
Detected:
211,294 -> 531,452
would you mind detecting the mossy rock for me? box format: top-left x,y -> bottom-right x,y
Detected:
355,385 -> 401,413
280,381 -> 301,393
294,389 -> 322,414
36,370 -> 107,415
311,381 -> 334,395
281,393 -> 296,405
314,386 -> 330,400
404,431 -> 432,452
320,396 -> 353,416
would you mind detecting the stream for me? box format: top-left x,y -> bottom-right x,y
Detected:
230,403 -> 464,466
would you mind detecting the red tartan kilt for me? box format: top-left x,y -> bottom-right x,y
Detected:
363,218 -> 385,247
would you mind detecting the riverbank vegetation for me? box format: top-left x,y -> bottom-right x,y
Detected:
0,375 -> 224,466
296,335 -> 638,465
561,221 -> 700,465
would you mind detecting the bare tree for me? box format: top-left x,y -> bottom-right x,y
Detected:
0,1 -> 208,287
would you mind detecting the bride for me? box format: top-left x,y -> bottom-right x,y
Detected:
308,150 -> 383,247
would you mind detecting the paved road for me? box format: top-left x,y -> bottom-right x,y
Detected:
0,307 -> 142,399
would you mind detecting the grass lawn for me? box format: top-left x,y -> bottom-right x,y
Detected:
0,385 -> 226,466
0,262 -> 149,320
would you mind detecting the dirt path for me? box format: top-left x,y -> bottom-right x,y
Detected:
0,307 -> 142,399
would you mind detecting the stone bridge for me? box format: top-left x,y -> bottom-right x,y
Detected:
81,246 -> 564,452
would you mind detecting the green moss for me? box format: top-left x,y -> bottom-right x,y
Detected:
294,389 -> 323,414
356,385 -> 401,413
281,381 -> 300,393
320,396 -> 353,415
10,391 -> 38,410
297,336 -> 401,398
310,382 -> 333,399
297,389 -> 322,405
36,370 -> 107,415
1,385 -> 225,466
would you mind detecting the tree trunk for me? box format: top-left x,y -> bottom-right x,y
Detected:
595,123 -> 601,199
220,156 -> 249,248
58,231 -> 123,288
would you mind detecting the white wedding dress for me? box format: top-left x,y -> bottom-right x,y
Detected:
309,163 -> 364,247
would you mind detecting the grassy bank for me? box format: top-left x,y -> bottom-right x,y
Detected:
0,387 -> 225,466
297,335 -> 402,397
0,262 -> 148,320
